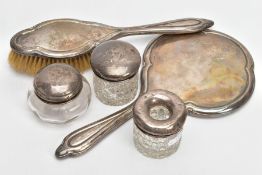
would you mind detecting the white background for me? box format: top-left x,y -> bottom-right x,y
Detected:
0,0 -> 261,174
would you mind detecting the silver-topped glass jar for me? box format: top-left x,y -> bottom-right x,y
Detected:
27,63 -> 91,123
91,40 -> 141,106
133,90 -> 187,159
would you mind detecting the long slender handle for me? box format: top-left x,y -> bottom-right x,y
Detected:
55,104 -> 134,158
119,18 -> 214,36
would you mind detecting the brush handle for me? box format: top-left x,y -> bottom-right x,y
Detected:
11,18 -> 213,60
55,104 -> 133,158
118,18 -> 213,36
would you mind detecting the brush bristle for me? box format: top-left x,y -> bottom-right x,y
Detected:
8,51 -> 91,75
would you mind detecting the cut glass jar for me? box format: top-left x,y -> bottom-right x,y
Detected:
91,40 -> 141,106
133,90 -> 187,158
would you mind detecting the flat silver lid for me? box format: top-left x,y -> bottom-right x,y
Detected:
33,63 -> 83,103
90,40 -> 141,81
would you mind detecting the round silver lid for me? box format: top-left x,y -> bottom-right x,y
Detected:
90,40 -> 141,81
33,63 -> 83,103
133,90 -> 187,136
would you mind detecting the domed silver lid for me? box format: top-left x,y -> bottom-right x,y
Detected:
33,63 -> 83,103
90,40 -> 141,82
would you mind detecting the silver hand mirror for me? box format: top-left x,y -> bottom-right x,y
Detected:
55,30 -> 255,158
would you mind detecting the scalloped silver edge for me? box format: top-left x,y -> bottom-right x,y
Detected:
142,30 -> 255,118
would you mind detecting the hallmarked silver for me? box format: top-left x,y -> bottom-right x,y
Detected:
11,18 -> 213,58
54,27 -> 255,159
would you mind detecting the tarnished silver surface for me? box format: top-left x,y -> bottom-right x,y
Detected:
142,30 -> 255,117
133,90 -> 186,136
133,90 -> 186,158
91,40 -> 140,106
34,63 -> 83,103
55,23 -> 216,158
91,40 -> 141,81
55,103 -> 134,158
28,78 -> 91,123
11,18 -> 213,58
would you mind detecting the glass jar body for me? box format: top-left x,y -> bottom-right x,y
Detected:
93,74 -> 138,106
133,124 -> 182,159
